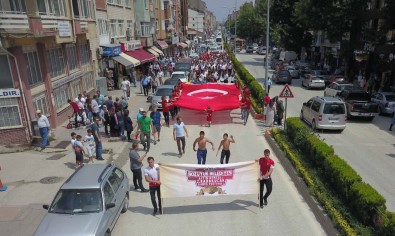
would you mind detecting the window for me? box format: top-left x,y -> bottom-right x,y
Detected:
118,20 -> 124,36
33,93 -> 49,116
53,84 -> 69,109
46,47 -> 65,78
144,0 -> 148,9
0,55 -> 14,88
125,0 -> 130,7
107,0 -> 121,5
108,168 -> 123,193
37,0 -> 66,17
98,19 -> 109,35
110,19 -> 117,37
141,22 -> 150,36
1,0 -> 26,12
66,44 -> 78,71
311,101 -> 321,112
103,182 -> 114,205
82,73 -> 94,91
79,43 -> 90,66
24,49 -> 43,86
0,98 -> 22,128
72,0 -> 94,19
70,80 -> 80,100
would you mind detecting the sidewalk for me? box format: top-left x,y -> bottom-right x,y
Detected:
0,84 -> 153,155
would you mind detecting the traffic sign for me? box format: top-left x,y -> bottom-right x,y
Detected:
279,84 -> 294,98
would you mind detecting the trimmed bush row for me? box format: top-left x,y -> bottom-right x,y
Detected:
282,117 -> 394,234
272,128 -> 356,235
224,42 -> 265,114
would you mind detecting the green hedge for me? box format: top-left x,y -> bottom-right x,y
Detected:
224,41 -> 265,114
281,117 -> 394,233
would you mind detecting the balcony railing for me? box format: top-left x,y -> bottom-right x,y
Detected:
0,11 -> 29,30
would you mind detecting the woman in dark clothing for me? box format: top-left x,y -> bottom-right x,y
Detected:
124,110 -> 134,141
109,108 -> 118,137
116,107 -> 124,137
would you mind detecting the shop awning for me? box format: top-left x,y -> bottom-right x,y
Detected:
157,40 -> 169,49
177,42 -> 187,48
146,48 -> 159,58
124,49 -> 156,64
112,52 -> 141,67
151,46 -> 164,56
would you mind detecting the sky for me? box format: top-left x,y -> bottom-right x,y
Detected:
205,0 -> 253,22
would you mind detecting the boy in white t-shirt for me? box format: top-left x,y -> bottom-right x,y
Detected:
84,129 -> 96,163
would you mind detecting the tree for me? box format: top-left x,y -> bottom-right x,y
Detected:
235,2 -> 265,42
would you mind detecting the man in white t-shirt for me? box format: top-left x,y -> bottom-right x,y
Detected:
144,157 -> 161,215
173,116 -> 189,156
157,70 -> 164,85
121,77 -> 131,99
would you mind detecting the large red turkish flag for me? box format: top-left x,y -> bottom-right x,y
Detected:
174,83 -> 241,111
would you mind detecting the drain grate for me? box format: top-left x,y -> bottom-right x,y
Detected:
46,154 -> 66,160
40,176 -> 63,184
54,141 -> 71,149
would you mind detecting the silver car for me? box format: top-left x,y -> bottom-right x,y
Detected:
300,96 -> 347,132
371,92 -> 395,116
151,85 -> 175,110
302,74 -> 326,89
35,164 -> 129,236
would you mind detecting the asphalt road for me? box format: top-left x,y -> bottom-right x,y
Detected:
237,51 -> 395,211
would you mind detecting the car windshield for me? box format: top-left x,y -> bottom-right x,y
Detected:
175,63 -> 191,71
347,92 -> 371,101
385,94 -> 395,101
49,189 -> 103,214
155,88 -> 173,96
311,71 -> 321,75
278,70 -> 289,76
164,79 -> 179,86
323,103 -> 345,114
312,76 -> 324,81
171,74 -> 185,80
338,84 -> 353,90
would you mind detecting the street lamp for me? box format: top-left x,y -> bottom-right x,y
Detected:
265,0 -> 270,93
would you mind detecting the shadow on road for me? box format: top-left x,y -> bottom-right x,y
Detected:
128,200 -> 259,215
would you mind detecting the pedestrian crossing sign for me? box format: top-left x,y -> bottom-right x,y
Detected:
279,84 -> 294,98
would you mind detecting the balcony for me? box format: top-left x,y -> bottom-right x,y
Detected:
0,11 -> 30,33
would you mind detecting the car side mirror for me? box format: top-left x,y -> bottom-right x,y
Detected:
106,203 -> 116,210
303,102 -> 307,106
43,204 -> 49,210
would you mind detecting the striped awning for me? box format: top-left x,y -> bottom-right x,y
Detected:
150,46 -> 164,56
146,48 -> 159,57
112,52 -> 140,67
177,42 -> 187,48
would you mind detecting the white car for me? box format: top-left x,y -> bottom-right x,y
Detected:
324,82 -> 354,97
302,75 -> 326,89
170,71 -> 188,83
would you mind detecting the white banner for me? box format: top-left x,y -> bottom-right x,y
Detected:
160,161 -> 259,198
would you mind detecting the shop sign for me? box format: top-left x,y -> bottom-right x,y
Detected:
101,45 -> 122,57
0,89 -> 20,98
122,40 -> 142,51
172,36 -> 180,45
58,21 -> 71,37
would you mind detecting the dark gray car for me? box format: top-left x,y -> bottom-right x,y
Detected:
35,164 -> 129,236
272,69 -> 292,84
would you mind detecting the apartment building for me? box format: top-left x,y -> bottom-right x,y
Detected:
0,0 -> 97,145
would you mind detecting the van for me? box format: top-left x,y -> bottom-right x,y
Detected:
174,58 -> 192,77
300,96 -> 347,132
279,51 -> 297,61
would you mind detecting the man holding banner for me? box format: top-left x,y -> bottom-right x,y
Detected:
144,157 -> 162,215
259,149 -> 275,208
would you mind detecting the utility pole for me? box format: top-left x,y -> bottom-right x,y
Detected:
265,0 -> 270,93
234,0 -> 237,53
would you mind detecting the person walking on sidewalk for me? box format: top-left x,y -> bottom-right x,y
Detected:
193,131 -> 215,165
91,117 -> 104,160
161,96 -> 171,127
84,129 -> 95,163
129,143 -> 149,192
124,110 -> 134,142
36,110 -> 50,151
259,149 -> 275,207
216,133 -> 235,164
240,94 -> 251,125
121,77 -> 131,100
389,113 -> 395,131
137,110 -> 154,152
144,157 -> 162,216
150,106 -> 161,144
173,117 -> 189,156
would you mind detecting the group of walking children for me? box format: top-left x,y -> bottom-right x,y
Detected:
70,129 -> 96,168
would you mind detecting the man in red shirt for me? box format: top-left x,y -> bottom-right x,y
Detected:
242,86 -> 251,97
258,149 -> 275,207
240,94 -> 251,125
68,99 -> 83,128
161,96 -> 170,127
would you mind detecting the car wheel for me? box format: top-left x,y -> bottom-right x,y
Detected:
121,194 -> 129,213
311,120 -> 317,131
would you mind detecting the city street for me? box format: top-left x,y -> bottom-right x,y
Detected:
0,88 -> 326,235
237,52 -> 395,211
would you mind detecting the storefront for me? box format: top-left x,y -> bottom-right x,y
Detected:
156,40 -> 169,56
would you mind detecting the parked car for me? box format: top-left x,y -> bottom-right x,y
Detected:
151,85 -> 175,109
324,81 -> 354,97
35,164 -> 129,236
371,92 -> 395,116
170,71 -> 188,83
329,74 -> 346,84
279,51 -> 297,61
272,69 -> 292,84
286,66 -> 299,79
302,75 -> 326,89
338,89 -> 379,120
256,46 -> 266,55
252,43 -> 259,51
300,96 -> 347,132
246,45 -> 254,53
